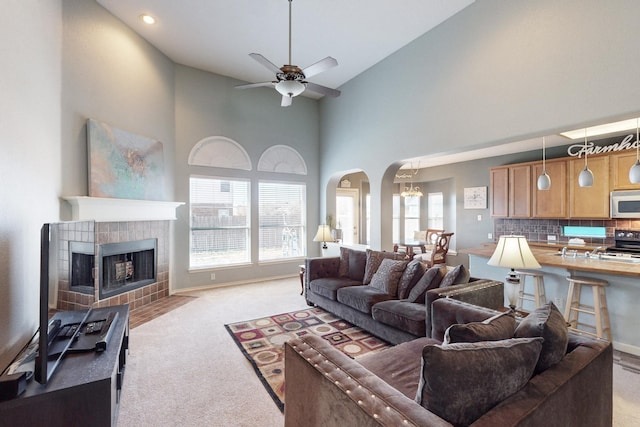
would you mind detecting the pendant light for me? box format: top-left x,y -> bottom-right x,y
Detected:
537,136 -> 551,190
578,128 -> 594,187
629,118 -> 640,183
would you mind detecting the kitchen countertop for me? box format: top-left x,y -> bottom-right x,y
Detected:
463,244 -> 640,277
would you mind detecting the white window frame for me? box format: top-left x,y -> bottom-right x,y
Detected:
189,175 -> 251,269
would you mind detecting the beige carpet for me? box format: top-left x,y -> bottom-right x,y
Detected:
117,277 -> 640,426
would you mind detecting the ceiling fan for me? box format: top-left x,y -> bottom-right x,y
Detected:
235,0 -> 341,107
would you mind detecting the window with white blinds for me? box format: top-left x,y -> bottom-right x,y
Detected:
259,181 -> 306,261
190,176 -> 250,268
392,194 -> 400,243
404,196 -> 421,241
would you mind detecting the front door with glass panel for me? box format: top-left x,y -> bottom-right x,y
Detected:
336,188 -> 359,245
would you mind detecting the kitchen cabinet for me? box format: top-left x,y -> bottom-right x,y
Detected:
610,151 -> 640,190
532,159 -> 567,218
489,165 -> 531,218
490,167 -> 508,217
569,156 -> 610,218
508,164 -> 532,217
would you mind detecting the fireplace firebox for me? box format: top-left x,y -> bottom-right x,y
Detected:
98,238 -> 157,299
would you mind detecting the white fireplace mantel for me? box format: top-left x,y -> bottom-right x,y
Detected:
64,196 -> 184,222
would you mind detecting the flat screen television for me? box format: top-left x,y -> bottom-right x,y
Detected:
34,223 -> 50,384
34,224 -> 92,384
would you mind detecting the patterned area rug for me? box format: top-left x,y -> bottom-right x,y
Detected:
225,307 -> 391,411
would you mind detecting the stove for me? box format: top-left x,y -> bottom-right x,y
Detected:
606,229 -> 640,255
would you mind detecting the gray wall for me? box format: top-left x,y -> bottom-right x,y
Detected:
61,0 -> 176,212
0,0 -> 62,370
173,65 -> 320,291
320,0 -> 640,250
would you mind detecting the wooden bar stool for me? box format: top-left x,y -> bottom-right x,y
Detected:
564,276 -> 612,341
514,269 -> 547,311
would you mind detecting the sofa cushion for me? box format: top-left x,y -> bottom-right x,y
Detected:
444,310 -> 516,344
369,258 -> 408,296
338,247 -> 367,281
439,264 -> 470,288
363,249 -> 399,285
309,277 -> 361,301
358,337 -> 438,399
397,259 -> 427,299
416,337 -> 543,426
514,301 -> 568,374
338,246 -> 350,277
337,285 -> 394,314
371,300 -> 427,337
406,266 -> 444,304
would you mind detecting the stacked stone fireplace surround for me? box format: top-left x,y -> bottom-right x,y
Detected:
56,220 -> 170,311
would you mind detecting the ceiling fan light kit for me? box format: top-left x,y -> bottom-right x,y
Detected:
235,0 -> 341,106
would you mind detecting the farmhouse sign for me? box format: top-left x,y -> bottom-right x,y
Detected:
567,133 -> 638,158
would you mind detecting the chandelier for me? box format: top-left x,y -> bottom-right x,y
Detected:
400,183 -> 423,198
399,162 -> 423,198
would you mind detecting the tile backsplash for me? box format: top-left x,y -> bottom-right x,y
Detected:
494,218 -> 640,246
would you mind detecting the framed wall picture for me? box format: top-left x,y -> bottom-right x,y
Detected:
464,186 -> 487,209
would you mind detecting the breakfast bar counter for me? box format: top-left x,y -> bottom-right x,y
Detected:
463,244 -> 640,356
464,244 -> 640,277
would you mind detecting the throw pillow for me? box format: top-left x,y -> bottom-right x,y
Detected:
415,337 -> 543,426
338,247 -> 350,278
514,301 -> 569,374
406,266 -> 444,304
453,264 -> 471,285
363,249 -> 398,285
347,249 -> 367,281
368,258 -> 408,296
444,311 -> 516,344
439,264 -> 463,288
397,259 -> 427,299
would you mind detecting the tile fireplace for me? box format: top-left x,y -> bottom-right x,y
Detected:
56,220 -> 170,311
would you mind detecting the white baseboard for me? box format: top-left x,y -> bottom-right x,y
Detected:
613,341 -> 640,357
171,273 -> 298,295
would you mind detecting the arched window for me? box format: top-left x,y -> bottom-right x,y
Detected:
188,136 -> 252,170
257,145 -> 307,175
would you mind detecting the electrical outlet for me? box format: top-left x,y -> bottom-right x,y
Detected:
210,273 -> 216,281
488,233 -> 493,240
477,214 -> 482,221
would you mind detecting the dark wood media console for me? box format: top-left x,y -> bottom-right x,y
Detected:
0,305 -> 129,427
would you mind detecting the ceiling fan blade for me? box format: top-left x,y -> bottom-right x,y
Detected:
281,95 -> 293,107
302,56 -> 338,78
235,81 -> 274,90
249,53 -> 282,75
305,82 -> 341,98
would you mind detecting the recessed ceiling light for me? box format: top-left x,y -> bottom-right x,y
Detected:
140,14 -> 156,25
560,118 -> 639,139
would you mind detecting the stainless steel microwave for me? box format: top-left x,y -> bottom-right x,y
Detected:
611,190 -> 640,218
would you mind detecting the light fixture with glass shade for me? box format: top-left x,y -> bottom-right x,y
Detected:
275,80 -> 307,98
312,224 -> 333,249
629,118 -> 640,184
487,235 -> 541,311
537,136 -> 551,190
578,128 -> 594,187
400,162 -> 423,198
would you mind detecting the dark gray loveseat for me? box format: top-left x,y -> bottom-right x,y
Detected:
305,247 -> 504,345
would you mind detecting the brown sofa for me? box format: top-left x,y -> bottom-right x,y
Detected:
284,298 -> 612,427
305,247 -> 504,345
